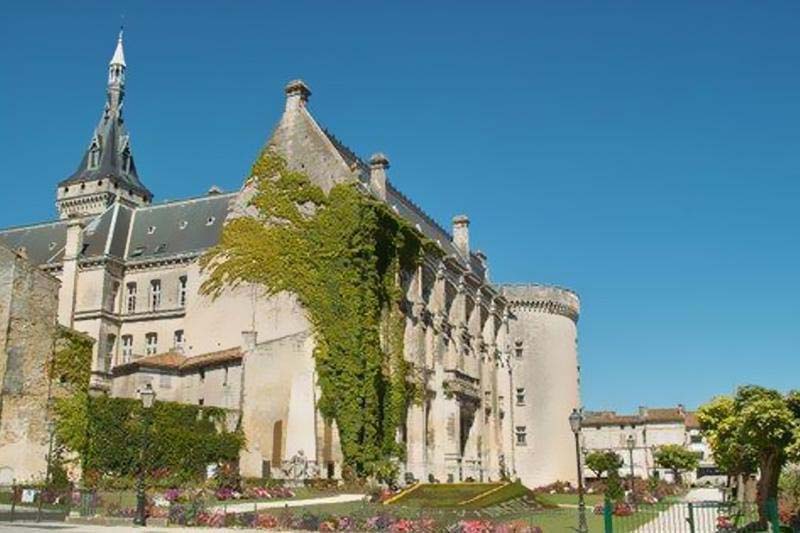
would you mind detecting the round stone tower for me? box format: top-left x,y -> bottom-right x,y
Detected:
500,284 -> 580,488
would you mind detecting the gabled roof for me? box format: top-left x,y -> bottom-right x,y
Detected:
266,83 -> 484,273
113,346 -> 243,374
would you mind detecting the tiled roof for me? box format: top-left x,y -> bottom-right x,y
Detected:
583,406 -> 696,428
114,346 -> 242,374
181,347 -> 242,370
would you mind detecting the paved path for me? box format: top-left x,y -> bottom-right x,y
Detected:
633,487 -> 724,533
210,493 -> 366,513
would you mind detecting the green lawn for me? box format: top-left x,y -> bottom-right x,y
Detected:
388,483 -> 503,508
535,492 -> 605,508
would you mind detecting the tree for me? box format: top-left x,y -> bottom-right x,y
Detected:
585,450 -> 624,479
653,444 -> 699,484
698,386 -> 800,525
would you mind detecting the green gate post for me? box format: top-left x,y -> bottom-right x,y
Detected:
766,498 -> 781,533
687,502 -> 696,533
604,497 -> 613,533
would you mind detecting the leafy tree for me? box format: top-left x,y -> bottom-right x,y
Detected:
653,444 -> 699,484
698,386 -> 800,525
585,450 -> 623,479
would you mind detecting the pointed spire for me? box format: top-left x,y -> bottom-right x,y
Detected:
110,27 -> 126,67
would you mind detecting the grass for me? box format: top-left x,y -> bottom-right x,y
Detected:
461,481 -> 535,509
535,492 -> 605,508
387,483 -> 504,508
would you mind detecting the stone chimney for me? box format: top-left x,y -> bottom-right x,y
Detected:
58,218 -> 85,327
452,215 -> 470,257
242,330 -> 258,353
369,153 -> 389,201
285,79 -> 311,112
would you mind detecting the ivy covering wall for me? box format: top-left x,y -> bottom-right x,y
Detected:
51,328 -> 242,485
200,151 -> 435,477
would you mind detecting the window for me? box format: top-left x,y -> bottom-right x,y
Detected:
104,334 -> 116,372
515,387 -> 526,406
206,216 -> 216,226
159,373 -> 171,389
514,340 -> 523,359
173,330 -> 185,352
198,398 -> 205,406
121,147 -> 131,173
515,426 -> 527,446
121,335 -> 133,362
150,279 -> 161,310
145,333 -> 158,355
126,283 -> 137,313
88,143 -> 100,169
179,220 -> 188,230
178,276 -> 188,307
147,225 -> 156,235
199,369 -> 205,382
223,366 -> 229,386
690,434 -> 703,444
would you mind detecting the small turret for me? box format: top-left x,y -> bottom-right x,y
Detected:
56,29 -> 152,219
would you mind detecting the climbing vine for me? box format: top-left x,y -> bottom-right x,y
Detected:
200,151 -> 433,476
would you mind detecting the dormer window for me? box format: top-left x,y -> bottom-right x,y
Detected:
88,139 -> 101,170
179,220 -> 188,230
206,216 -> 216,226
147,226 -> 156,235
121,147 -> 131,173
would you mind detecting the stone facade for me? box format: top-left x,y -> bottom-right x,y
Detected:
0,34 -> 583,488
0,245 -> 60,484
582,405 -> 713,483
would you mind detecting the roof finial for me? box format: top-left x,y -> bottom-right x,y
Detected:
110,27 -> 126,67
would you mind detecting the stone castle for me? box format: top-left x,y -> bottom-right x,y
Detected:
0,32 -> 581,487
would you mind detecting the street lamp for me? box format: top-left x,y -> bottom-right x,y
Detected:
134,384 -> 156,526
569,408 -> 588,533
626,434 -> 636,500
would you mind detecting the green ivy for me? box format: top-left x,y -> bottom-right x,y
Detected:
200,151 -> 433,476
50,326 -> 94,392
54,396 -> 243,486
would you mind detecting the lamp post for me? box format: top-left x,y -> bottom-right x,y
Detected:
133,384 -> 156,527
569,408 -> 588,533
626,434 -> 636,501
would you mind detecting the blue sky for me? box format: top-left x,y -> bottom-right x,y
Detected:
1,2 -> 798,412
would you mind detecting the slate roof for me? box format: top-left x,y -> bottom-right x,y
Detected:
60,114 -> 151,199
0,193 -> 237,267
125,193 -> 235,261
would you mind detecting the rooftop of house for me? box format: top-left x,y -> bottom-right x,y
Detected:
583,405 -> 699,428
113,346 -> 242,375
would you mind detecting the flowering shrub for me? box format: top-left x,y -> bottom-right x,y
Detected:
495,522 -> 543,533
254,513 -> 279,528
454,519 -> 496,533
197,510 -> 226,527
215,487 -> 243,500
163,488 -> 182,502
364,513 -> 396,531
613,502 -> 634,516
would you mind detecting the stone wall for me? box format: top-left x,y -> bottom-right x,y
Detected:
0,245 -> 60,484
